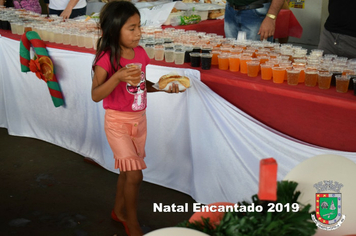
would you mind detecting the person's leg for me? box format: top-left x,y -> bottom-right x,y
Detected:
336,33 -> 356,59
224,3 -> 240,39
124,170 -> 143,236
113,172 -> 127,220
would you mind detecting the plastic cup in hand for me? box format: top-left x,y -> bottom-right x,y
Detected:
126,63 -> 142,77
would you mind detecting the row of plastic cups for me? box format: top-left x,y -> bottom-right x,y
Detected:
260,66 -> 353,92
151,46 -> 186,65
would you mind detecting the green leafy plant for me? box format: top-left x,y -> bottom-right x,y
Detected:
177,181 -> 317,236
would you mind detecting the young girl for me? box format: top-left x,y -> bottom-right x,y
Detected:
91,1 -> 182,236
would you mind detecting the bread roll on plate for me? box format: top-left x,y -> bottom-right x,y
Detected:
157,74 -> 191,91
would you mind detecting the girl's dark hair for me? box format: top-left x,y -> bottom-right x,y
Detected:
93,1 -> 140,71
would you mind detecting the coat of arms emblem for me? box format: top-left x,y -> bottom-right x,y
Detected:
311,180 -> 346,231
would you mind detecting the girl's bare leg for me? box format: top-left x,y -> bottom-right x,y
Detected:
113,172 -> 127,221
124,170 -> 143,236
113,169 -> 143,236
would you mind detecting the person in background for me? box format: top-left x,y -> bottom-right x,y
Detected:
0,0 -> 13,7
92,1 -> 184,235
0,0 -> 41,13
224,0 -> 285,41
45,0 -> 87,19
276,0 -> 289,44
318,0 -> 356,59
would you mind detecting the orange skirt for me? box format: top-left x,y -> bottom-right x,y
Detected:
104,109 -> 147,171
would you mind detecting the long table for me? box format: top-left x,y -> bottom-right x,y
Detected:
1,29 -> 356,206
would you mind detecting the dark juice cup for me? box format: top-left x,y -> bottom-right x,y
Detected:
190,53 -> 201,67
192,46 -> 201,53
184,49 -> 192,63
201,53 -> 212,70
201,47 -> 212,54
348,75 -> 356,90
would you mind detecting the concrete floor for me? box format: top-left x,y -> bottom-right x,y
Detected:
0,128 -> 196,236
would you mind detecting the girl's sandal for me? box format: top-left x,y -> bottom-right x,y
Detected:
111,210 -> 130,236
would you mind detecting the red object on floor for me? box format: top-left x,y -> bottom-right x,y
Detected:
258,158 -> 278,201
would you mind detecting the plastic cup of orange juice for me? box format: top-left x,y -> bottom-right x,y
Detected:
246,61 -> 260,77
211,50 -> 220,66
229,54 -> 240,72
260,63 -> 273,80
230,48 -> 243,55
218,53 -> 230,70
272,67 -> 286,84
258,56 -> 269,65
240,56 -> 252,74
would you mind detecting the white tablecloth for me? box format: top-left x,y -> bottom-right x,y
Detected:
1,35 -> 356,204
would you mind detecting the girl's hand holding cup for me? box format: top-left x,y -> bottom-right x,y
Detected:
117,63 -> 142,86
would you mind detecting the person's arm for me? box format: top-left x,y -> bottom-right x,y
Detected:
0,0 -> 5,6
258,0 -> 285,40
91,66 -> 142,102
60,0 -> 80,20
146,80 -> 182,93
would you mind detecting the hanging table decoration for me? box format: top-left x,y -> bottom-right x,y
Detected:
19,31 -> 64,107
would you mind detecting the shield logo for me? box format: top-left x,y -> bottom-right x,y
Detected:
315,193 -> 342,225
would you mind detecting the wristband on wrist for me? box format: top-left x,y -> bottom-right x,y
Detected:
266,13 -> 277,20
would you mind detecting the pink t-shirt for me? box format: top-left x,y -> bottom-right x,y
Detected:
13,0 -> 42,14
94,46 -> 150,112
